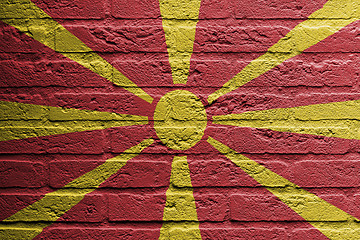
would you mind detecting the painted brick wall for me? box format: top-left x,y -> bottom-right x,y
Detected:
1,0 -> 360,239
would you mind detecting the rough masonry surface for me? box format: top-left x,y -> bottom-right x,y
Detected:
1,0 -> 360,239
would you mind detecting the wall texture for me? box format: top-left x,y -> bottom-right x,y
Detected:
1,0 -> 360,239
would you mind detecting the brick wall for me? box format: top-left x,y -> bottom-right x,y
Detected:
1,0 -> 360,239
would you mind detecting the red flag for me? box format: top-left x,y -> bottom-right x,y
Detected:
1,0 -> 360,239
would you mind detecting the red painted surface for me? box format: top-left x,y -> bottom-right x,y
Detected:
1,0 -> 359,239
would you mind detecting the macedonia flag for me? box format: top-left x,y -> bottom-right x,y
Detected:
1,0 -> 360,239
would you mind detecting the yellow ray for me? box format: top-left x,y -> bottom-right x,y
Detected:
0,101 -> 148,141
159,156 -> 201,240
159,0 -> 202,84
0,138 -> 154,240
207,137 -> 360,239
0,0 -> 153,104
208,0 -> 360,104
213,99 -> 360,140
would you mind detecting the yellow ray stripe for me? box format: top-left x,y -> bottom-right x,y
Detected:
0,101 -> 148,141
0,138 -> 154,240
207,137 -> 360,239
159,0 -> 202,84
0,0 -> 153,104
208,0 -> 360,104
159,156 -> 201,240
213,99 -> 360,140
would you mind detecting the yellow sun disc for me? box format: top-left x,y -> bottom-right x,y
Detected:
154,90 -> 207,150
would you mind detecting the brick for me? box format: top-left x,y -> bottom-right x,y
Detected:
0,58 -> 109,88
50,160 -> 104,188
194,194 -> 227,221
138,139 -> 175,154
100,54 -> 174,89
0,22 -> 49,53
199,0 -> 232,19
207,126 -> 352,155
0,194 -> 106,222
103,160 -> 170,188
0,100 -> 45,120
189,160 -> 258,187
305,21 -> 360,53
0,194 -> 42,221
58,194 -> 107,222
158,1 -> 199,19
231,192 -> 352,222
194,23 -> 292,53
52,92 -> 155,117
111,0 -> 160,18
230,193 -> 303,221
0,130 -> 105,154
1,0 -> 359,237
0,127 -> 145,153
208,92 -> 360,117
188,52 -> 360,89
0,161 -> 47,188
108,194 -> 166,221
162,192 -> 199,221
314,193 -> 355,219
111,60 -> 173,87
166,228 -> 202,239
234,0 -> 328,19
351,194 -> 360,219
33,0 -> 106,19
38,228 -> 160,239
139,139 -> 203,155
55,24 -> 167,53
24,19 -> 56,49
0,0 -> 48,19
54,28 -> 90,53
189,159 -> 290,187
195,22 -> 359,54
107,126 -> 155,153
0,228 -> 42,240
50,160 -> 170,188
291,229 -> 352,240
249,57 -> 357,88
188,57 -> 239,88
293,93 -> 360,110
206,93 -> 302,116
290,161 -> 360,187
201,228 -> 287,240
208,90 -> 360,119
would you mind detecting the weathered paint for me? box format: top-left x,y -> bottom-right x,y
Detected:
0,138 -> 153,240
154,90 -> 207,150
213,100 -> 360,140
208,137 -> 360,240
0,0 -> 153,103
208,0 -> 360,104
1,0 -> 360,239
159,156 -> 201,240
159,0 -> 201,84
0,100 -> 148,141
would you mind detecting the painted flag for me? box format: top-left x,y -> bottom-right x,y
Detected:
1,0 -> 360,239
